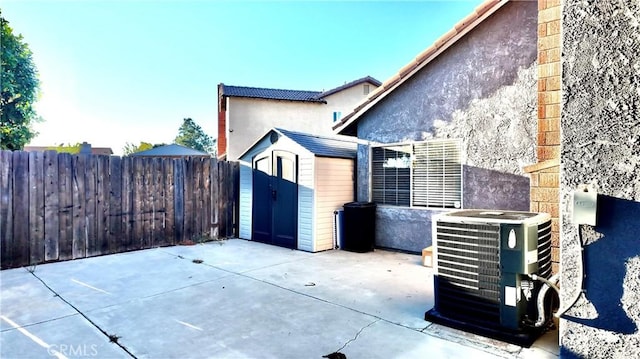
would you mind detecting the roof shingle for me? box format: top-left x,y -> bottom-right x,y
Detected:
220,85 -> 325,103
275,128 -> 359,159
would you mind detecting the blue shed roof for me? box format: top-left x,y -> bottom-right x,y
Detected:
274,128 -> 358,159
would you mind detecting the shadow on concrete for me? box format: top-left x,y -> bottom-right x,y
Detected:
563,195 -> 640,334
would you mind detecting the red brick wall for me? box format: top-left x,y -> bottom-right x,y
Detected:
217,85 -> 227,158
529,0 -> 561,274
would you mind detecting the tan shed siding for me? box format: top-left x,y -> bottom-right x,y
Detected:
238,162 -> 253,239
314,157 -> 355,251
297,155 -> 315,252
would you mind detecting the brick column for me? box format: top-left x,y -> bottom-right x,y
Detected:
525,0 -> 561,274
217,84 -> 227,159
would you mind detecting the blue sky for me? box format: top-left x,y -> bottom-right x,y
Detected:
2,0 -> 483,155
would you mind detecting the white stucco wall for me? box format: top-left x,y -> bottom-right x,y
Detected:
225,82 -> 377,161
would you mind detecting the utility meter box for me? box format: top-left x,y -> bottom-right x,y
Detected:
573,188 -> 597,226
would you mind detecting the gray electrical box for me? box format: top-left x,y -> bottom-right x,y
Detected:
573,188 -> 597,226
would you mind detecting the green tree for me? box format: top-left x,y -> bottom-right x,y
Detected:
0,14 -> 40,150
122,141 -> 153,156
174,118 -> 215,154
49,142 -> 82,154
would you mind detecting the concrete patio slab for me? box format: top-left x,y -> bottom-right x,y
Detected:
1,314 -> 127,358
0,239 -> 559,358
29,247 -> 232,312
0,269 -> 77,331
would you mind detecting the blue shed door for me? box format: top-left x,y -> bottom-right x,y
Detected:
251,151 -> 298,249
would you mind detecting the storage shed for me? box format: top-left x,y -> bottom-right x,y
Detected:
238,128 -> 358,252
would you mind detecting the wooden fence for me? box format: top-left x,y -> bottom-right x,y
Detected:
0,151 -> 239,269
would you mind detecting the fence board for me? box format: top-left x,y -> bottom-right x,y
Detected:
202,159 -> 211,238
163,158 -> 175,245
85,155 -> 98,256
57,153 -> 73,260
210,158 -> 219,238
183,158 -> 193,242
121,156 -> 133,251
0,151 -> 13,269
141,158 -> 152,248
217,161 -> 227,238
44,151 -> 60,261
109,156 -> 123,253
11,152 -> 29,267
71,155 -> 87,259
151,158 -> 164,246
28,152 -> 45,264
96,156 -> 109,254
192,158 -> 202,239
132,157 -> 143,249
1,152 -> 238,269
174,159 -> 185,243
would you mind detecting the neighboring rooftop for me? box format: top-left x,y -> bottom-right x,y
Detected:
219,76 -> 380,104
220,85 -> 325,103
24,143 -> 114,155
130,143 -> 210,157
318,76 -> 382,98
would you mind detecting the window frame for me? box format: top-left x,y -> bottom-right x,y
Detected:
369,139 -> 463,209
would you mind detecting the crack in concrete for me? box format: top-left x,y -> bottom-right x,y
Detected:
28,270 -> 138,358
420,322 -> 434,332
334,318 -> 380,354
0,313 -> 80,333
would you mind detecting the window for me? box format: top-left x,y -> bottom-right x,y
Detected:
333,111 -> 342,122
363,85 -> 370,95
371,140 -> 462,208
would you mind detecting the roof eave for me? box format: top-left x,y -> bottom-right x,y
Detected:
332,0 -> 508,135
225,94 -> 327,104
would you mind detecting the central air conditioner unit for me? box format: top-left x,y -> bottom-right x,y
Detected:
425,210 -> 553,347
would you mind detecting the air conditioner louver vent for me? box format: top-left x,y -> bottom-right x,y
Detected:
435,221 -> 501,324
537,220 -> 552,279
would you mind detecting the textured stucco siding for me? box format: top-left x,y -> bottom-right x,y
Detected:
561,1 -> 640,357
354,1 -> 538,252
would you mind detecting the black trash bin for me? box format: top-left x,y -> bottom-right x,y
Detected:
342,201 -> 376,252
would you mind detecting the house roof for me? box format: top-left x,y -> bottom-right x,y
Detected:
130,143 -> 210,157
275,128 -> 360,159
219,76 -> 381,104
332,0 -> 508,135
220,85 -> 326,103
317,76 -> 382,98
